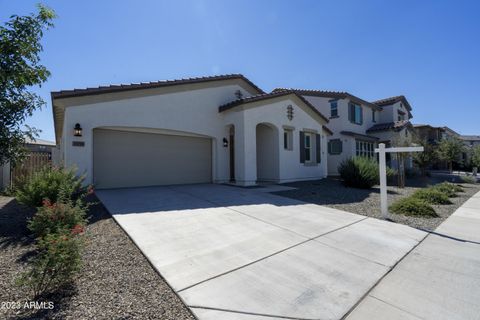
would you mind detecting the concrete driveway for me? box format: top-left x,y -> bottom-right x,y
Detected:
96,184 -> 426,320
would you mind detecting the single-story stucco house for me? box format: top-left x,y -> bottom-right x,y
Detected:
51,75 -> 331,189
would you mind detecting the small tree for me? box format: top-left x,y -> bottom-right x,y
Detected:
412,137 -> 437,176
438,137 -> 465,173
0,4 -> 56,166
471,145 -> 480,169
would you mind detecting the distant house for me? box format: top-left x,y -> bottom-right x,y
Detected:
460,135 -> 480,168
460,135 -> 480,148
413,124 -> 444,144
24,137 -> 57,154
273,89 -> 414,175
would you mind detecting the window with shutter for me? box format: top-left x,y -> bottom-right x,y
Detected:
349,103 -> 363,125
316,134 -> 321,163
299,131 -> 305,163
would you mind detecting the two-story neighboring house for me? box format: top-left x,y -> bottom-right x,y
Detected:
413,124 -> 444,144
272,90 -> 414,175
367,96 -> 413,145
460,135 -> 480,168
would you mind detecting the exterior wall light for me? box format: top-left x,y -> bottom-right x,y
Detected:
223,138 -> 229,147
74,123 -> 83,137
287,105 -> 294,121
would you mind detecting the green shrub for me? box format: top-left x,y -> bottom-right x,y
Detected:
411,188 -> 452,205
15,166 -> 84,207
389,197 -> 437,217
28,198 -> 88,239
16,231 -> 84,298
338,157 -> 394,189
461,175 -> 476,184
433,182 -> 463,197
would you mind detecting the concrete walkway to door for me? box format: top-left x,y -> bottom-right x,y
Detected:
96,184 -> 426,320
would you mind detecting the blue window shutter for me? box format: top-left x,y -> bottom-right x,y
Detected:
300,131 -> 305,163
316,134 -> 321,163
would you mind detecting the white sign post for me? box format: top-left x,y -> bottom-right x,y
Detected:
375,143 -> 424,220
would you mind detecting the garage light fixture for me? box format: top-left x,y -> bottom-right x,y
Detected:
223,138 -> 229,148
74,123 -> 83,137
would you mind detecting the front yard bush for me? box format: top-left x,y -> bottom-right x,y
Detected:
28,198 -> 88,239
411,188 -> 452,205
15,166 -> 84,207
433,182 -> 463,197
17,230 -> 84,298
338,157 -> 394,189
461,175 -> 477,184
389,197 -> 437,217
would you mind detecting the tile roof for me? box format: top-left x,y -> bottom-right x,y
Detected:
366,120 -> 411,133
218,90 -> 329,123
460,135 -> 480,141
372,95 -> 412,111
340,131 -> 379,141
51,74 -> 264,99
271,88 -> 381,110
323,126 -> 333,135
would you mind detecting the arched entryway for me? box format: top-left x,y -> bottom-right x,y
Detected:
256,123 -> 279,183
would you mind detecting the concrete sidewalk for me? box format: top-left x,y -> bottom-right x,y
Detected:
347,190 -> 480,320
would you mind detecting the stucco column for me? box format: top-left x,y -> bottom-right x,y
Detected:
235,120 -> 257,186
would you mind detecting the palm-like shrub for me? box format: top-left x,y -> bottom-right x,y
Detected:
338,157 -> 392,189
15,166 -> 84,207
389,197 -> 437,217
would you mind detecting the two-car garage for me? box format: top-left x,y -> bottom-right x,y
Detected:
93,128 -> 212,189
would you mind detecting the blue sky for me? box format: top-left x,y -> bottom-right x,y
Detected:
2,0 -> 479,142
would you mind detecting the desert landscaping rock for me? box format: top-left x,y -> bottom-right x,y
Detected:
275,177 -> 480,231
0,195 -> 194,320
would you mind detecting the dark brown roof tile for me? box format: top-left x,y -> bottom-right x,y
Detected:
51,74 -> 264,99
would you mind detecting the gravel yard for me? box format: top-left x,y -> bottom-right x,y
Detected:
274,174 -> 480,231
0,195 -> 194,320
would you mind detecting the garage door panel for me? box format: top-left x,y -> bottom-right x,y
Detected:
94,129 -> 212,189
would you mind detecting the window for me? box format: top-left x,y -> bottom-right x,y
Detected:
304,133 -> 312,162
348,103 -> 363,125
300,131 -> 320,164
283,129 -> 293,150
330,101 -> 338,118
372,110 -> 376,122
356,140 -> 375,158
397,110 -> 405,121
328,139 -> 343,155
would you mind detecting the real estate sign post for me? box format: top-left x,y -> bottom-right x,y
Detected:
375,143 -> 424,220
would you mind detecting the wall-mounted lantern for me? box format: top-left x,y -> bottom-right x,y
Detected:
74,123 -> 83,137
287,105 -> 294,121
223,138 -> 229,148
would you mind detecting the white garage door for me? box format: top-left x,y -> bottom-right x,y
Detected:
93,129 -> 212,189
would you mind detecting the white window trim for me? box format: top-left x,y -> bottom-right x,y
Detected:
304,133 -> 313,163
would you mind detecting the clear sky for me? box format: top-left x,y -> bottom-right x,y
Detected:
2,0 -> 479,142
